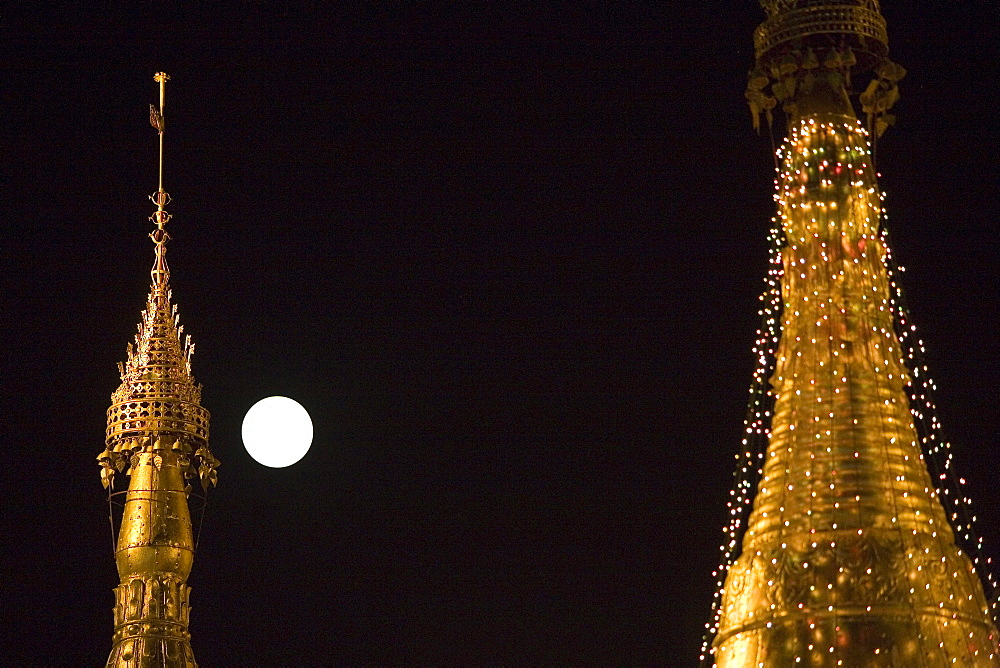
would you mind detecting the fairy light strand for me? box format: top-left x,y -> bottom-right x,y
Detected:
881,225 -> 1000,615
701,117 -> 999,663
698,206 -> 785,665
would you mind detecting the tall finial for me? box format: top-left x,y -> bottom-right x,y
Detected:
149,72 -> 172,290
99,72 -> 218,667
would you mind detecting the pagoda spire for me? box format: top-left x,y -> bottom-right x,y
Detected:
705,2 -> 1000,665
97,72 -> 219,668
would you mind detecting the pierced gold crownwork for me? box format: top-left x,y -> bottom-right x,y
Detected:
755,0 -> 887,65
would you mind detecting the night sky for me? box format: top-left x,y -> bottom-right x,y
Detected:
3,2 -> 999,665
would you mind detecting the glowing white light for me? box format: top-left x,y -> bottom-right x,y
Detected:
242,396 -> 313,468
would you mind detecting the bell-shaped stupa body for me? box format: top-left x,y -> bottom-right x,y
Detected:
714,110 -> 999,666
97,73 -> 219,668
712,2 -> 1000,665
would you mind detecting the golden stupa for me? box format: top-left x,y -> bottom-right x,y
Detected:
707,1 -> 1000,665
97,73 -> 220,668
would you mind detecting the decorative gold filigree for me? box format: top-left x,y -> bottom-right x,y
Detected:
760,0 -> 882,18
754,1 -> 887,63
108,573 -> 194,666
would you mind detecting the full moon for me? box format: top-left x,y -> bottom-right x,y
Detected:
242,396 -> 313,468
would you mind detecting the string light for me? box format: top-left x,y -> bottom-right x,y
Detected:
882,226 -> 1000,610
698,163 -> 785,666
701,118 -> 999,665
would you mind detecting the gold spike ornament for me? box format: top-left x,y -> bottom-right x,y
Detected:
97,72 -> 219,668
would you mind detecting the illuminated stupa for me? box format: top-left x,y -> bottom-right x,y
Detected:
97,73 -> 220,667
702,2 -> 1000,665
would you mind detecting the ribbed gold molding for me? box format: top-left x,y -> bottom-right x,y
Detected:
713,115 -> 999,666
755,1 -> 888,67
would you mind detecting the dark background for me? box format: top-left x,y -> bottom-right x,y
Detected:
3,1 -> 998,664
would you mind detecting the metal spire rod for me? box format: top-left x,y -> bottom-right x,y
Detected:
150,72 -> 171,231
154,72 -> 168,201
149,73 -> 172,290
